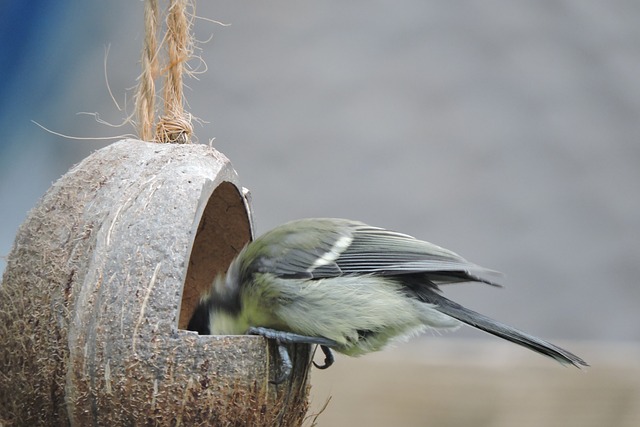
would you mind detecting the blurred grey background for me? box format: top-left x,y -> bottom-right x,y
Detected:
1,1 -> 639,425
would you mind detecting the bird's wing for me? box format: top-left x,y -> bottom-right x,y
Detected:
320,223 -> 501,285
252,219 -> 501,286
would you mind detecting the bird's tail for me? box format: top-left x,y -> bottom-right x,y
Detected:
421,291 -> 588,368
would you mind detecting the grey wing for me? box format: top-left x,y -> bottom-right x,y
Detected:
260,219 -> 501,286
249,218 -> 354,279
329,223 -> 502,286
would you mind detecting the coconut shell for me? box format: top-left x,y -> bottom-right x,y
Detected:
0,139 -> 311,426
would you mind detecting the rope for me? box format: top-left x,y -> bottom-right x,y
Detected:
136,0 -> 193,144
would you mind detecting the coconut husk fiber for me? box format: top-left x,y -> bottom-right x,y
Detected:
0,139 -> 312,426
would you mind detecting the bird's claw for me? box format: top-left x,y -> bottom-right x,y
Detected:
313,345 -> 334,370
248,327 -> 338,383
270,343 -> 293,385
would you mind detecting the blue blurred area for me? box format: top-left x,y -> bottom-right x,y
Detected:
1,1 -> 69,154
0,0 -> 138,271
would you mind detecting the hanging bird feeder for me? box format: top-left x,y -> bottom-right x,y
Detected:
0,139 -> 311,425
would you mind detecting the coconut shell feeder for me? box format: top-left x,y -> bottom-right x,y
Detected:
0,139 -> 313,425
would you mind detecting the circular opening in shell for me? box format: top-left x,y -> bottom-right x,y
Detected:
178,181 -> 252,329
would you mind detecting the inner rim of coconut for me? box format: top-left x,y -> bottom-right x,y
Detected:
178,181 -> 252,329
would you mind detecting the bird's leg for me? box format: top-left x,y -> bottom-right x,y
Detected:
313,345 -> 334,370
247,327 -> 339,346
247,327 -> 339,383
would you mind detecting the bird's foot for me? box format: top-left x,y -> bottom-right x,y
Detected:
247,327 -> 338,384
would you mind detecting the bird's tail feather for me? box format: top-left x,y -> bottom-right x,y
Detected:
422,291 -> 588,368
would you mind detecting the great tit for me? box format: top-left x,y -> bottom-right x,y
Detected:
188,218 -> 587,382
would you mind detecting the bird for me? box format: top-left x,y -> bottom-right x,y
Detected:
188,218 -> 587,383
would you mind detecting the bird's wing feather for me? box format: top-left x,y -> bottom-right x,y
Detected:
252,219 -> 501,286
248,219 -> 349,278
317,224 -> 501,285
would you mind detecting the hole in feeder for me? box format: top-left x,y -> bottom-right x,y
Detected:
178,181 -> 252,330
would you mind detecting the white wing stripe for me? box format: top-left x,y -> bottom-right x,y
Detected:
307,235 -> 353,273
